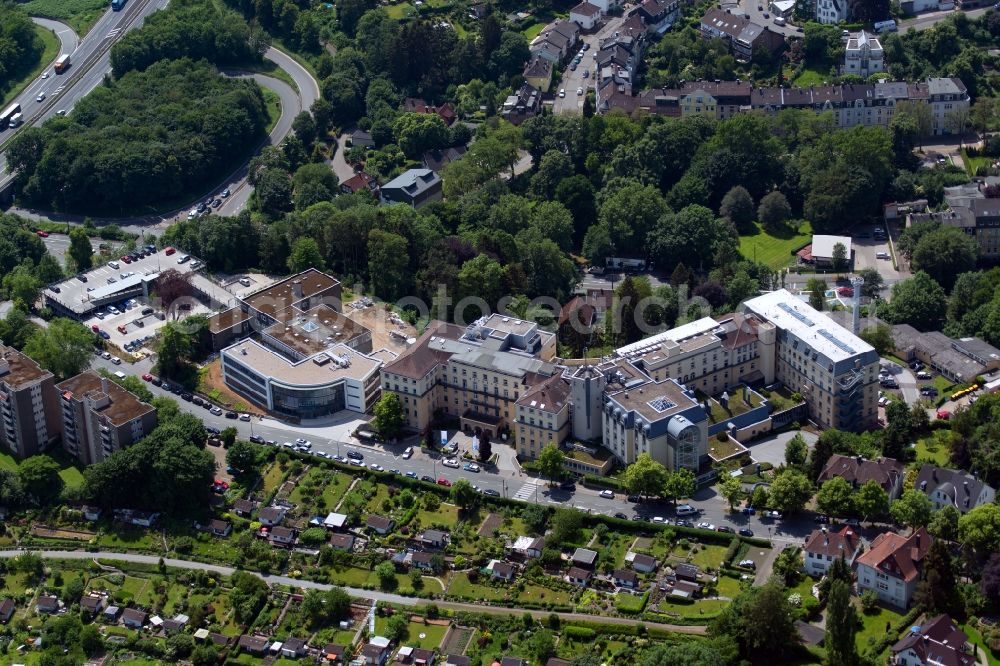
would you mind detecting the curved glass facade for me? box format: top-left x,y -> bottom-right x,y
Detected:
271,382 -> 346,419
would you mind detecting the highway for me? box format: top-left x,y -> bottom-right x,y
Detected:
0,0 -> 167,182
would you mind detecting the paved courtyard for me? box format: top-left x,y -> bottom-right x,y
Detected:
745,430 -> 818,467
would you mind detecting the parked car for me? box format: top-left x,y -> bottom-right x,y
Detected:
917,371 -> 932,380
463,462 -> 480,472
738,559 -> 756,569
239,413 -> 251,421
697,522 -> 716,530
442,458 -> 460,468
483,488 -> 500,497
739,528 -> 754,537
402,446 -> 413,459
614,512 -> 628,519
210,406 -> 223,415
921,387 -> 939,397
599,489 -> 615,499
436,477 -> 452,487
346,450 -> 363,460
652,516 -> 667,524
717,525 -> 735,534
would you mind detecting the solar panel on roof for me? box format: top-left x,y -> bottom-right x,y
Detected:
818,329 -> 856,354
777,302 -> 814,327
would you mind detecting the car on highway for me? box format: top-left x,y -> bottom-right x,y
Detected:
56,109 -> 66,116
42,72 -> 49,79
739,528 -> 755,537
36,93 -> 45,102
402,446 -> 413,459
697,522 -> 715,530
463,462 -> 480,472
442,458 -> 460,468
599,489 -> 614,499
406,471 -> 418,478
436,477 -> 452,487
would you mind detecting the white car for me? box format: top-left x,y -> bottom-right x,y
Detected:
239,413 -> 251,421
36,93 -> 45,102
402,446 -> 413,459
442,458 -> 460,468
42,72 -> 49,79
369,463 -> 384,472
110,357 -> 121,365
576,87 -> 583,95
697,522 -> 716,530
878,396 -> 889,406
599,489 -> 614,499
652,516 -> 667,524
210,406 -> 223,415
558,88 -> 566,98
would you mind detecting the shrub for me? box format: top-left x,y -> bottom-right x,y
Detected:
563,626 -> 596,641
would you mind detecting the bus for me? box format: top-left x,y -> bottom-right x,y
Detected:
111,0 -> 126,10
0,103 -> 21,131
54,54 -> 71,74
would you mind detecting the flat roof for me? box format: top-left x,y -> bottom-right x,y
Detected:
223,340 -> 381,387
615,317 -> 719,356
263,305 -> 369,356
0,345 -> 52,388
743,289 -> 874,363
811,235 -> 853,260
244,268 -> 341,319
209,307 -> 251,334
606,377 -> 699,424
57,370 -> 155,426
483,313 -> 537,337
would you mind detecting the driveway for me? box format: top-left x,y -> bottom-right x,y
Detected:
553,17 -> 624,116
331,132 -> 356,185
745,430 -> 818,467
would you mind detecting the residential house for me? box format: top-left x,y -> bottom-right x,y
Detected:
395,646 -> 436,666
233,498 -> 256,517
818,454 -> 905,500
530,20 -> 580,61
816,0 -> 849,23
208,519 -> 232,537
340,172 -> 380,197
661,578 -> 701,598
0,599 -> 15,624
403,98 -> 457,125
422,147 -> 466,173
628,0 -> 681,34
269,526 -> 297,546
920,77 -> 971,135
81,505 -> 102,521
103,605 -> 120,622
587,0 -> 622,13
510,536 -> 545,559
362,641 -> 392,666
80,595 -> 106,615
239,635 -> 271,655
699,8 -> 784,62
409,551 -> 436,572
122,608 -> 148,628
380,169 -> 443,209
566,566 -> 592,586
444,656 -> 470,666
570,1 -> 602,31
281,637 -> 309,658
115,508 -> 159,528
162,618 -> 186,634
626,552 -> 658,573
915,464 -> 996,513
844,31 -> 884,78
501,84 -> 542,126
522,57 -> 553,92
488,560 -> 516,581
36,595 -> 59,614
350,129 -> 375,148
891,614 -> 975,666
258,506 -> 286,527
613,569 -> 639,589
572,547 -> 599,568
802,526 -> 862,577
808,235 -> 853,270
419,529 -> 449,549
855,528 -> 931,609
367,515 -> 395,535
329,533 -> 356,551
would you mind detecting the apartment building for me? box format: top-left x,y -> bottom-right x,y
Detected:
699,8 -> 785,62
57,371 -> 157,466
514,375 -> 572,459
602,377 -> 708,470
844,31 -> 884,78
381,316 -> 559,439
856,528 -> 931,609
743,290 -> 879,432
815,0 -> 849,23
0,345 -> 60,459
599,78 -> 967,136
921,77 -> 971,135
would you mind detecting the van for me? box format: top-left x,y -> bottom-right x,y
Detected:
114,371 -> 126,379
108,260 -> 120,269
133,318 -> 145,327
676,504 -> 697,516
9,112 -> 22,128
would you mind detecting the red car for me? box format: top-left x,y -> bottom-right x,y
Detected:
837,287 -> 854,297
91,325 -> 100,333
121,255 -> 132,264
936,409 -> 951,420
35,230 -> 49,238
436,477 -> 452,487
141,373 -> 152,381
164,246 -> 176,256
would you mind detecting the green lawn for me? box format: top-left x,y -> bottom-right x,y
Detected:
522,22 -> 546,39
447,572 -> 508,601
962,622 -> 1000,666
374,618 -> 449,649
0,24 -> 60,108
913,432 -> 951,466
962,149 -> 992,177
681,543 -> 729,570
739,221 -> 813,270
262,88 -> 281,133
415,503 -> 460,529
385,2 -> 414,19
21,0 -> 109,36
0,451 -> 17,472
792,67 -> 829,87
855,604 -> 904,654
58,464 -> 85,489
514,583 -> 573,607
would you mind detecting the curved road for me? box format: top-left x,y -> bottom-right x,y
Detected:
0,549 -> 707,634
3,18 -> 79,129
4,46 -> 318,227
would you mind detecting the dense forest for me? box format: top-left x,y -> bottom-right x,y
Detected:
110,0 -> 266,76
0,2 -> 44,99
6,59 -> 268,213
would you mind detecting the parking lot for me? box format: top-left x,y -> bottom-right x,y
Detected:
851,224 -> 904,281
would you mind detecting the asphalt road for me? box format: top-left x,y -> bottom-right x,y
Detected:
553,17 -> 623,116
899,5 -> 989,30
0,0 -> 166,181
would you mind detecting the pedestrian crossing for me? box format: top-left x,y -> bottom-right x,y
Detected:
512,480 -> 541,501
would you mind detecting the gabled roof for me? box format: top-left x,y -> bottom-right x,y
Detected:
818,454 -> 903,493
571,1 -> 602,17
804,525 -> 861,559
367,515 -> 395,531
856,528 -> 931,583
892,614 -> 974,666
613,569 -> 638,584
915,464 -> 995,511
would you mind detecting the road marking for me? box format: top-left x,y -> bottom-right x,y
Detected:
512,480 -> 541,501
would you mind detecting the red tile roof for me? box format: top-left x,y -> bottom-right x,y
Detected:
856,527 -> 931,583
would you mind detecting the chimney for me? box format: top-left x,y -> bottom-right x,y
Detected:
292,280 -> 303,300
101,376 -> 109,395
